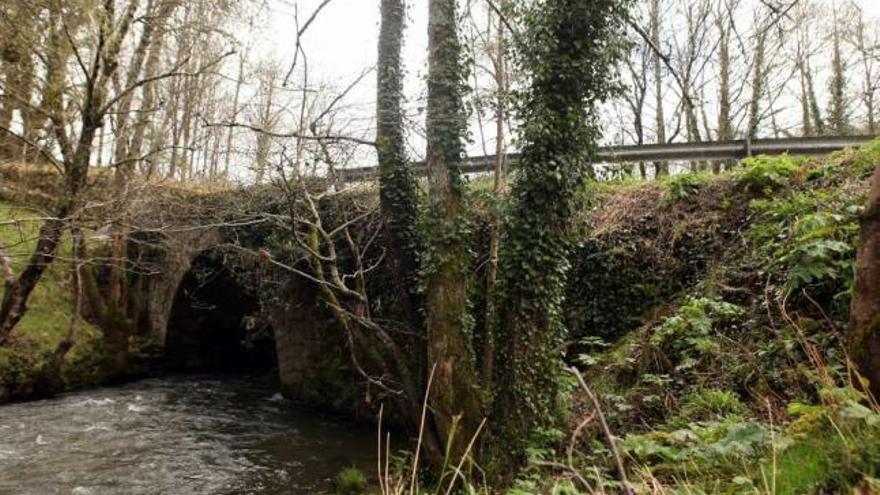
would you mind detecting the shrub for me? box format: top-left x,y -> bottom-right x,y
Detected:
748,191 -> 860,296
650,297 -> 744,371
736,154 -> 800,192
334,466 -> 368,495
756,389 -> 880,494
680,389 -> 744,422
780,211 -> 856,291
662,173 -> 705,202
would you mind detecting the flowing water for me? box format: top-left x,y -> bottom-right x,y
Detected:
0,375 -> 377,495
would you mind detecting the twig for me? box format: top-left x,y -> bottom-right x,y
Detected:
283,0 -> 337,86
205,120 -> 376,147
411,364 -> 438,495
377,404 -> 386,495
568,366 -> 633,495
0,125 -> 64,174
443,418 -> 487,495
627,20 -> 699,118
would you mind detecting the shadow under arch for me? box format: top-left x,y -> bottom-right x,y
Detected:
164,250 -> 275,373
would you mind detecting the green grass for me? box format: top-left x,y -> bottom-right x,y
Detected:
0,201 -> 104,401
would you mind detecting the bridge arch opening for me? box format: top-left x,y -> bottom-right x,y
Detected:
165,252 -> 276,373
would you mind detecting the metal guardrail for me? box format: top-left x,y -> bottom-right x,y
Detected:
338,135 -> 877,182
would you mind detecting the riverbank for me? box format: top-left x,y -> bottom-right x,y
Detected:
0,201 -> 110,402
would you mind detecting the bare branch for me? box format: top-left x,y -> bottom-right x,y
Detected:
206,121 -> 376,147
283,0 -> 337,86
0,125 -> 64,174
99,51 -> 224,116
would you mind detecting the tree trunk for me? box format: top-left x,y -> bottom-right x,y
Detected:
716,16 -> 732,143
482,1 -> 508,388
651,0 -> 667,176
747,26 -> 767,140
0,0 -> 138,343
804,56 -> 825,135
798,59 -> 814,136
0,118 -> 97,344
827,19 -> 848,135
850,163 -> 880,399
377,0 -> 422,334
423,0 -> 484,464
0,216 -> 67,344
493,0 -> 627,471
225,53 -> 246,179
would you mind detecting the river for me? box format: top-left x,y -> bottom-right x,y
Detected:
0,375 -> 377,494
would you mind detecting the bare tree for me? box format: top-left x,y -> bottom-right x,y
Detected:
0,0 -> 145,343
252,62 -> 284,184
0,0 -> 231,344
746,13 -> 769,139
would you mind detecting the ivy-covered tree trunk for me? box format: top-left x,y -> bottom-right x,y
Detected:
650,0 -> 667,176
827,19 -> 849,135
492,0 -> 629,467
746,25 -> 767,140
850,163 -> 880,399
716,15 -> 732,142
423,0 -> 484,463
377,0 -> 421,331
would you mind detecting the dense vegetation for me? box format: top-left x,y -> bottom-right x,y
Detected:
2,0 -> 880,494
4,141 -> 879,493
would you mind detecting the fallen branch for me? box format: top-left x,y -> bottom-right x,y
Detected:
568,366 -> 633,495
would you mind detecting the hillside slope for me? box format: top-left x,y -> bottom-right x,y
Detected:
513,141 -> 880,494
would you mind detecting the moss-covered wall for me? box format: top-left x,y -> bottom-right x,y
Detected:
564,179 -> 751,346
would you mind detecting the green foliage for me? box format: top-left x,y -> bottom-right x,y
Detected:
662,173 -> 705,202
362,139 -> 880,495
748,188 -> 861,296
566,239 -> 671,343
575,336 -> 611,367
334,466 -> 369,495
377,0 -> 421,327
622,418 -> 769,466
650,297 -> 743,372
780,212 -> 856,291
845,138 -> 880,179
757,389 -> 880,494
492,0 -> 632,462
735,155 -> 801,193
680,389 -> 744,422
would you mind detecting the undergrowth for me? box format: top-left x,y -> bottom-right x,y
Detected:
376,142 -> 880,494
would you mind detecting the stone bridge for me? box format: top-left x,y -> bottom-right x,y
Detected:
0,163 -> 360,410
125,189 -> 360,413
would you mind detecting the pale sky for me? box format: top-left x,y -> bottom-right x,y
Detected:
245,0 -> 880,166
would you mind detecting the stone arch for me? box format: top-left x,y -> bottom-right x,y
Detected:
164,249 -> 275,372
134,227 -> 226,347
128,221 -> 364,411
